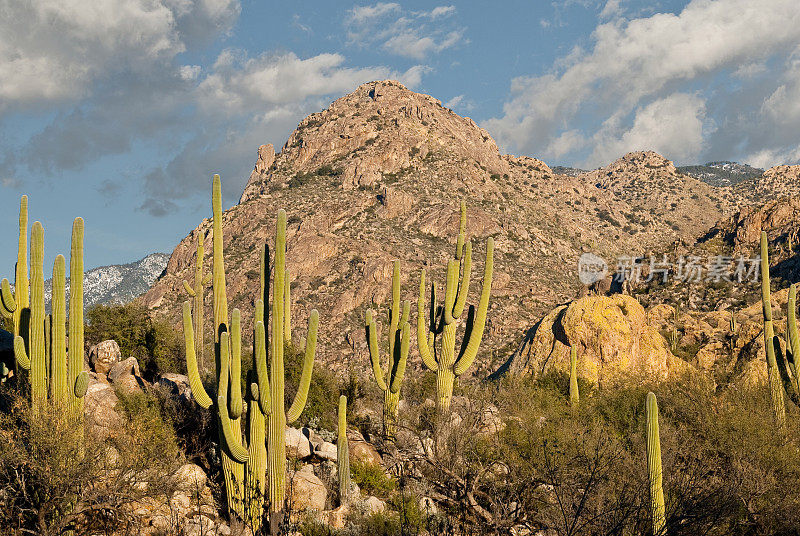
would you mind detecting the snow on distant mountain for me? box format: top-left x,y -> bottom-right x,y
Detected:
44,253 -> 169,310
678,161 -> 764,187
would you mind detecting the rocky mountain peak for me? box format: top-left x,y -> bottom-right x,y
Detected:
240,80 -> 511,202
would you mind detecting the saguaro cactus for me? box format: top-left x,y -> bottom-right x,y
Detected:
338,395 -> 351,507
786,285 -> 800,397
183,235 -> 211,372
1,196 -> 30,379
366,260 -> 410,439
761,231 -> 787,433
13,219 -> 89,418
417,202 -> 494,413
646,392 -> 666,536
183,175 -> 319,531
569,345 -> 579,407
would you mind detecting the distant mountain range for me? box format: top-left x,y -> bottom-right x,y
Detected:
677,161 -> 764,187
44,253 -> 169,310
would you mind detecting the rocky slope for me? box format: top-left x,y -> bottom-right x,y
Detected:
144,80 -> 741,378
46,253 -> 168,310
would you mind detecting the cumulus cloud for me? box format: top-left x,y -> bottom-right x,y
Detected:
0,0 -> 238,110
345,3 -> 465,60
485,0 -> 800,167
589,93 -> 708,164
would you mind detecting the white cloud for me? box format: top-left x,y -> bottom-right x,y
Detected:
0,0 -> 238,110
589,93 -> 708,165
484,0 -> 800,167
345,3 -> 465,60
346,3 -> 400,24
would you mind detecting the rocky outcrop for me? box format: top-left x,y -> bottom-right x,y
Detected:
508,295 -> 690,385
90,340 -> 121,374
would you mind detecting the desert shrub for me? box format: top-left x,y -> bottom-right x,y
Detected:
85,302 -> 184,379
352,459 -> 396,497
0,386 -> 182,535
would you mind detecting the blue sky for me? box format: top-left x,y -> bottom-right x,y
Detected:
2,0 -> 799,273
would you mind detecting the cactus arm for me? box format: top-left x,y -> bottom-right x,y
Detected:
452,241 -> 472,318
217,331 -> 249,463
218,395 -> 250,463
443,259 -> 458,324
286,309 -> 319,424
0,278 -> 15,317
182,301 -> 213,409
646,392 -> 666,535
390,321 -> 409,394
366,309 -> 388,392
454,237 -> 494,376
13,335 -> 30,370
417,270 -> 438,371
254,318 -> 271,416
569,345 -> 579,406
228,309 -> 244,419
183,280 -> 196,297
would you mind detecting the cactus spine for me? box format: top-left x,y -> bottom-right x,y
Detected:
761,231 -> 787,433
569,345 -> 579,407
183,176 -> 319,530
338,395 -> 351,506
183,235 -> 211,372
417,202 -> 494,413
366,260 -> 410,439
13,219 -> 88,418
646,392 -> 666,536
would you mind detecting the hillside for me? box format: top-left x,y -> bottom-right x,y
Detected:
144,80 -> 738,376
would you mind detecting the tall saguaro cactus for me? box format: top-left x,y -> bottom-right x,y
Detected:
1,196 -> 30,379
183,175 -> 319,532
646,392 -> 666,536
13,219 -> 89,418
761,231 -> 787,433
366,260 -> 410,439
183,235 -> 211,372
417,202 -> 494,413
338,395 -> 351,507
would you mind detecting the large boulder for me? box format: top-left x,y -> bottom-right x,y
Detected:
90,340 -> 121,374
508,295 -> 690,385
286,426 -> 313,459
83,374 -> 124,435
108,357 -> 145,395
290,465 -> 327,512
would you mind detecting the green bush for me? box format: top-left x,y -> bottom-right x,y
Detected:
351,459 -> 396,497
85,302 -> 184,379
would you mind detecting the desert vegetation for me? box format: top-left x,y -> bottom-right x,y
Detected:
4,83 -> 800,535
